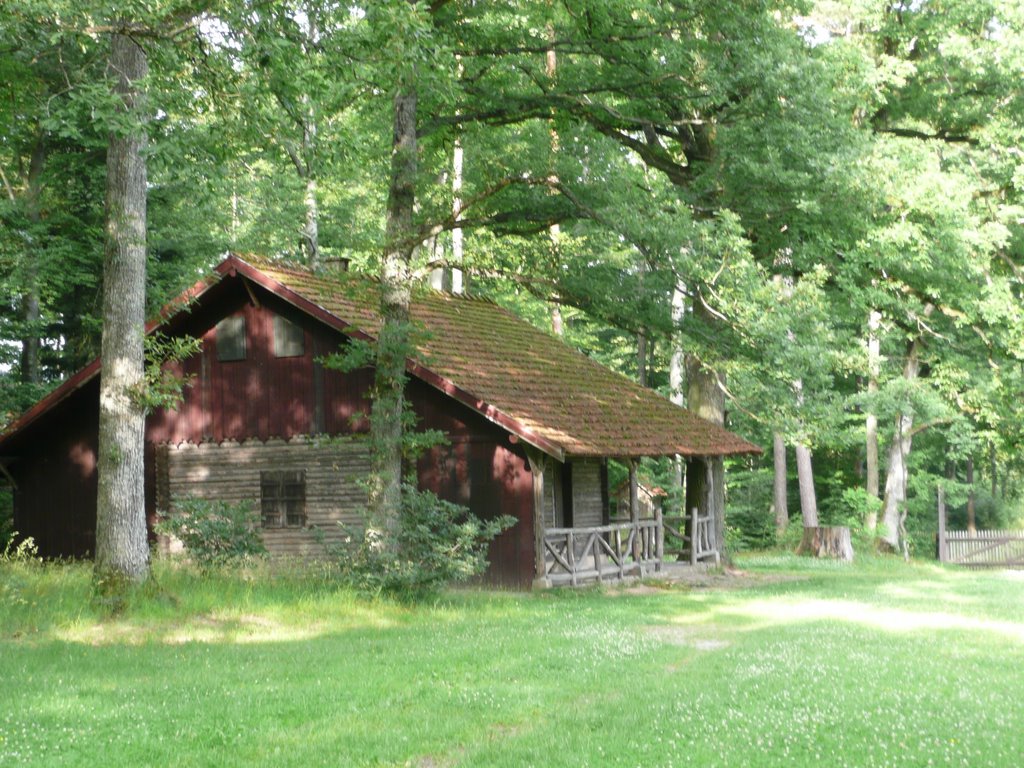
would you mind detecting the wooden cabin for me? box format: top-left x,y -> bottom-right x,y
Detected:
0,255 -> 760,588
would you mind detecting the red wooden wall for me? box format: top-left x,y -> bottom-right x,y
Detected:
9,276 -> 537,587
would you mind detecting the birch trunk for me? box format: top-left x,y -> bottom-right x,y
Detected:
95,31 -> 149,585
879,338 -> 922,551
367,82 -> 417,542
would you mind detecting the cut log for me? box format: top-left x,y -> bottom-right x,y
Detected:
797,526 -> 854,561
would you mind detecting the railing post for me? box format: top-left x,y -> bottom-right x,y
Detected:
567,530 -> 577,587
655,504 -> 664,572
690,507 -> 698,566
629,459 -> 641,563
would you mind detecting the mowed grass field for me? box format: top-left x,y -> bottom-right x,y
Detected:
2,554 -> 1023,767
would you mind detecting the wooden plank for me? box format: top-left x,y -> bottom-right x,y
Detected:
526,449 -> 547,581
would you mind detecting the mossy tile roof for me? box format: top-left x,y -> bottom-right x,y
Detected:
246,257 -> 760,460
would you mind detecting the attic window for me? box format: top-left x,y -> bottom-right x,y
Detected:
273,315 -> 305,358
216,315 -> 246,361
260,470 -> 306,528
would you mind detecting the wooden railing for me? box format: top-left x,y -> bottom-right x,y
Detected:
663,511 -> 720,566
543,520 -> 661,587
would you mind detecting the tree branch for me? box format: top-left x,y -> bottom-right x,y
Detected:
875,126 -> 979,146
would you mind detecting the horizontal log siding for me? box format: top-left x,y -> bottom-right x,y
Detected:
164,437 -> 370,558
572,458 -> 604,529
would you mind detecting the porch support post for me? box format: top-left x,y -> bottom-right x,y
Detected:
686,456 -> 707,566
526,448 -> 548,585
629,458 -> 642,569
655,498 -> 664,572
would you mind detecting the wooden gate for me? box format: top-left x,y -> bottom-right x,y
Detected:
941,530 -> 1024,568
937,485 -> 1024,567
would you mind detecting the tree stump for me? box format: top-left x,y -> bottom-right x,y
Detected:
797,526 -> 854,561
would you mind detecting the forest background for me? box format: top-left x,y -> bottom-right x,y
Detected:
2,0 -> 1023,559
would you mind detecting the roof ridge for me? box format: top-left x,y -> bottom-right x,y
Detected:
239,251 -> 502,308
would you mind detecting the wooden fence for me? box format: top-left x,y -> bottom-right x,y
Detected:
941,530 -> 1024,568
937,485 -> 1024,568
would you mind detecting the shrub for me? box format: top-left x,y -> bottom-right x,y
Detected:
1,533 -> 39,564
331,484 -> 515,602
156,497 -> 266,570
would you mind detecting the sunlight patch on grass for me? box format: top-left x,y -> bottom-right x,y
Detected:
720,596 -> 1024,642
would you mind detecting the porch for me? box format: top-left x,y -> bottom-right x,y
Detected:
538,508 -> 720,587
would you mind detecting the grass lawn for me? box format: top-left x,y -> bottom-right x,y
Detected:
2,554 -> 1023,767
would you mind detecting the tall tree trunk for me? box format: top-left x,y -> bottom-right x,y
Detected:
670,284 -> 685,513
301,170 -> 319,269
429,58 -> 465,294
865,309 -> 881,527
636,333 -> 648,387
546,25 -> 562,335
450,129 -> 464,294
795,444 -> 819,528
879,337 -> 923,551
966,456 -> 976,534
298,6 -> 320,269
19,132 -> 47,385
773,433 -> 788,536
792,374 -> 817,528
989,442 -> 997,501
367,81 -> 417,541
685,297 -> 727,561
95,31 -> 149,587
551,303 -> 564,336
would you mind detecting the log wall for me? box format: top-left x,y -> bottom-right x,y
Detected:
163,436 -> 371,558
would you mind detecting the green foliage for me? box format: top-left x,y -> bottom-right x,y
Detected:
155,497 -> 267,571
723,464 -> 776,551
330,484 -> 515,602
132,332 -> 202,413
